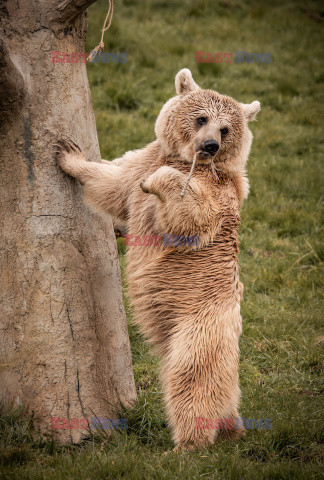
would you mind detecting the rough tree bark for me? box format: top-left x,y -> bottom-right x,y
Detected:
0,0 -> 136,442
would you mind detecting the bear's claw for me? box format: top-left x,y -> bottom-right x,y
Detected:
55,139 -> 86,178
54,139 -> 81,158
140,181 -> 150,194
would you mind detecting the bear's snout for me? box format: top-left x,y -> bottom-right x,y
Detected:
203,140 -> 219,156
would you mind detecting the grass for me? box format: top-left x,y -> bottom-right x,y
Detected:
1,0 -> 323,478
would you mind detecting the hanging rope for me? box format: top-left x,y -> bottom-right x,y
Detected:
181,154 -> 228,199
180,153 -> 198,199
210,158 -> 219,181
87,0 -> 114,62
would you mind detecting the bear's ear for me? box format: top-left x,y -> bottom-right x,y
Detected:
240,101 -> 261,121
175,68 -> 200,95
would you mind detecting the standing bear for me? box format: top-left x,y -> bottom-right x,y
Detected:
56,68 -> 260,449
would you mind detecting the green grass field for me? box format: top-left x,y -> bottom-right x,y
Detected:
1,0 -> 323,478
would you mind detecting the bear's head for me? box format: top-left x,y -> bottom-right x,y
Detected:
155,68 -> 260,176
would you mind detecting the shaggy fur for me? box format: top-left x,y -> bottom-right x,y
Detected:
56,69 -> 260,449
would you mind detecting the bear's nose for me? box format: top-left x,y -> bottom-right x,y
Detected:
203,140 -> 219,155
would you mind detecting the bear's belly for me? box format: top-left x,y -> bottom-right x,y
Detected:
129,242 -> 240,309
127,242 -> 242,351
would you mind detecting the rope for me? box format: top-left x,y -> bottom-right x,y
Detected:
210,158 -> 219,180
87,0 -> 114,62
180,154 -> 229,199
180,153 -> 198,199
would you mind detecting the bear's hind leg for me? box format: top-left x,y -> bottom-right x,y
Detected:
161,332 -> 240,449
163,367 -> 218,449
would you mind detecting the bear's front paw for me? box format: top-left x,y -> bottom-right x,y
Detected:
140,167 -> 178,197
55,139 -> 86,175
140,172 -> 157,195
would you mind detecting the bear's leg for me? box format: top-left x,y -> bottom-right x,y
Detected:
162,369 -> 216,448
161,327 -> 240,449
55,140 -> 127,220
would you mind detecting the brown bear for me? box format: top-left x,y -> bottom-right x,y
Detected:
56,68 -> 260,449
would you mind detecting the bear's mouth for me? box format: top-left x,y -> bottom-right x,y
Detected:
198,150 -> 212,159
196,150 -> 216,164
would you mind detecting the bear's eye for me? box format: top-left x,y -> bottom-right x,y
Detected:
197,117 -> 207,126
220,127 -> 229,136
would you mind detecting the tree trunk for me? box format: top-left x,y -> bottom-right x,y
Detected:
0,1 -> 136,443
